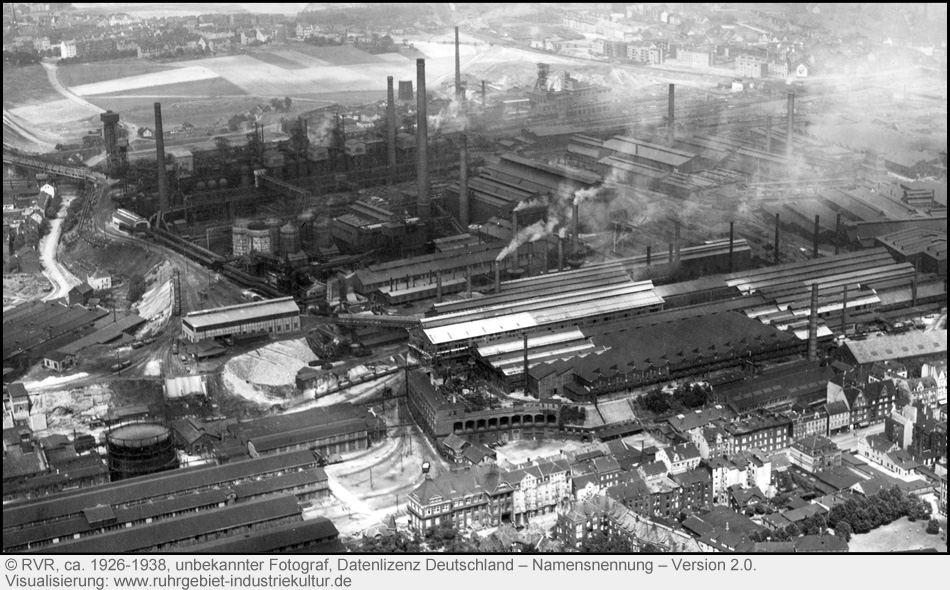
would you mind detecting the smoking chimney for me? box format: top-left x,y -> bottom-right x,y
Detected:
774,213 -> 780,265
459,132 -> 469,227
668,84 -> 675,143
542,243 -> 549,274
840,284 -> 848,334
387,76 -> 397,173
728,221 -> 735,273
416,59 -> 430,219
813,215 -> 820,259
571,202 -> 579,253
454,26 -> 462,101
786,92 -> 795,158
835,213 -> 841,255
668,242 -> 674,264
154,102 -> 168,212
557,237 -> 564,272
494,261 -> 501,294
807,283 -> 819,362
765,115 -> 772,153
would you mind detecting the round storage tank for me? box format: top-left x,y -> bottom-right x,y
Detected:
106,422 -> 178,481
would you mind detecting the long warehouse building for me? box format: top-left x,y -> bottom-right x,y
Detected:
181,296 -> 301,342
3,449 -> 324,532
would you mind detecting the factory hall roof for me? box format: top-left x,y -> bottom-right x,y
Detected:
842,330 -> 947,366
182,297 -> 299,330
876,228 -> 947,261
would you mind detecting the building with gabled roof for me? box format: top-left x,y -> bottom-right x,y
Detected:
790,434 -> 842,473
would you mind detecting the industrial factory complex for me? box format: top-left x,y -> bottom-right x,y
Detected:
3,3 -> 948,555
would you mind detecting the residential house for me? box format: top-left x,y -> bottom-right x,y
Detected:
785,406 -> 829,439
407,458 -> 571,532
60,39 -> 77,58
789,434 -> 842,473
692,424 -> 734,460
857,432 -> 922,476
6,383 -> 31,419
659,442 -> 702,474
87,270 -> 111,291
824,401 -> 850,433
721,411 -> 791,454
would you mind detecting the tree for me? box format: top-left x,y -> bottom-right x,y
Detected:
784,523 -> 801,537
579,530 -> 630,553
925,519 -> 940,535
361,530 -> 422,552
835,521 -> 852,542
37,218 -> 51,241
127,274 -> 147,304
284,96 -> 292,110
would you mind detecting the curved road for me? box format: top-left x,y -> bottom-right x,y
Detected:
40,196 -> 81,301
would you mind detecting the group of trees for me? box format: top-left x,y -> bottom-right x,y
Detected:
560,405 -> 587,425
127,273 -> 147,304
2,50 -> 43,65
826,485 -> 932,538
638,382 -> 713,415
61,192 -> 85,234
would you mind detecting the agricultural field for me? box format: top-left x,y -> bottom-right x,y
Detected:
246,51 -> 309,70
93,76 -> 249,99
2,64 -> 61,107
55,61 -> 177,88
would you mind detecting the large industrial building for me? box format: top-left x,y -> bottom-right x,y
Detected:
181,296 -> 301,342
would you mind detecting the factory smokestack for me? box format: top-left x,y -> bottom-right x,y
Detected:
674,220 -> 681,262
765,115 -> 772,153
729,221 -> 735,273
807,283 -> 819,362
494,261 -> 501,294
786,92 -> 795,159
454,27 -> 462,101
416,59 -> 430,219
813,215 -> 820,259
558,237 -> 564,272
154,102 -> 168,212
523,332 -> 530,395
466,265 -> 472,298
436,273 -> 443,303
542,243 -> 549,274
835,213 -> 842,255
571,202 -> 579,253
668,84 -> 675,143
841,284 -> 848,334
481,80 -> 487,106
646,245 -> 652,266
912,265 -> 919,307
387,76 -> 397,173
459,133 -> 469,227
774,213 -> 780,265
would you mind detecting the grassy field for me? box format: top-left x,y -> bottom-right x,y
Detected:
56,61 -> 176,88
92,76 -> 249,98
84,95 -> 266,129
2,64 -> 61,107
848,516 -> 947,553
246,52 -> 308,70
291,44 -> 387,66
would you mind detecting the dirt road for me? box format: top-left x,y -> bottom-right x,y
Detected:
40,197 -> 81,301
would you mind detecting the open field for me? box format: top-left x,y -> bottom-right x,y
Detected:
83,95 -> 266,129
56,61 -> 177,88
93,76 -> 249,99
9,98 -> 101,126
848,515 -> 947,553
2,64 -> 62,107
290,44 -> 392,66
246,51 -> 309,70
70,66 -> 220,96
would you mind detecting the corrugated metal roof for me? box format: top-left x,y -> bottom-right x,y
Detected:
183,297 -> 298,329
